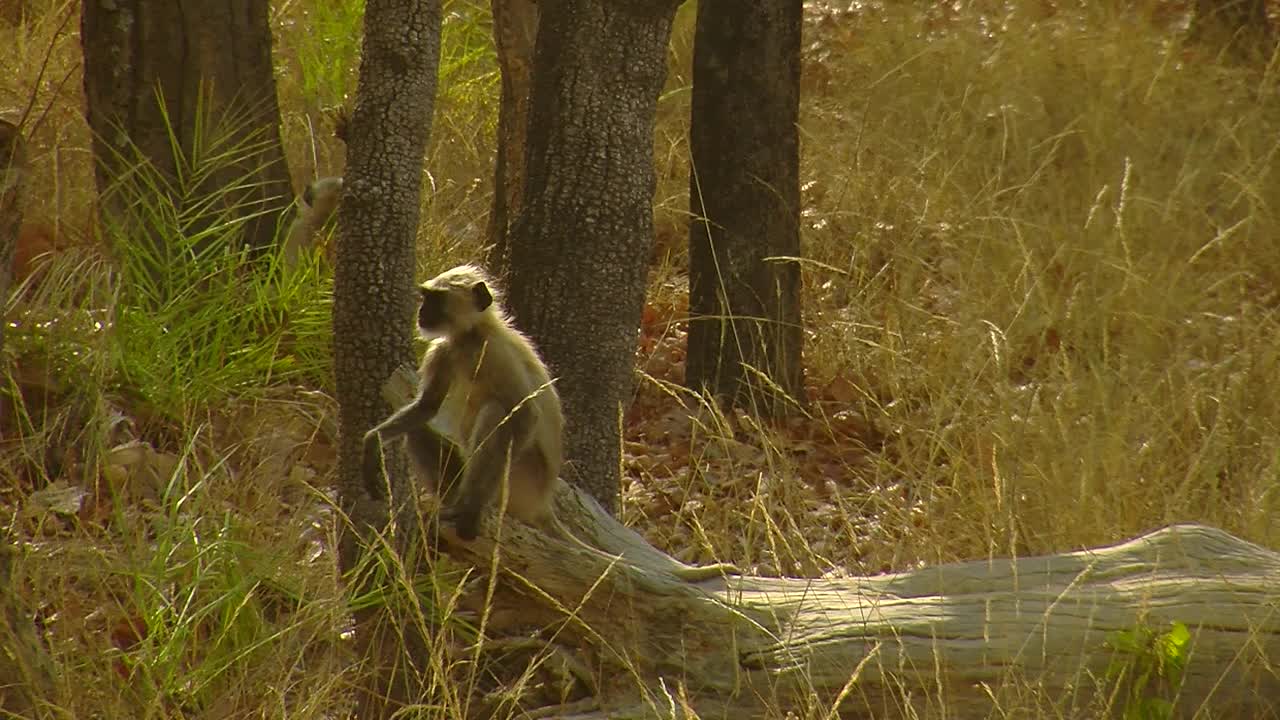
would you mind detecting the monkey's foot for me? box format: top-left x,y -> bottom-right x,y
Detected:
439,506 -> 481,541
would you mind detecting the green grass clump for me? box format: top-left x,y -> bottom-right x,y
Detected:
99,109 -> 332,414
281,0 -> 365,116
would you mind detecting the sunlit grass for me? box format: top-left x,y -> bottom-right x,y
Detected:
783,0 -> 1280,565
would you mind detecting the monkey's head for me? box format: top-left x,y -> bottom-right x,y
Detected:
302,176 -> 343,216
417,265 -> 496,338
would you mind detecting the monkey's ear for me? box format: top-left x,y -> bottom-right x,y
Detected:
471,282 -> 493,311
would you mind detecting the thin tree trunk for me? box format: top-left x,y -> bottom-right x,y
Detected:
0,120 -> 23,360
503,0 -> 681,514
81,0 -> 292,253
484,0 -> 538,280
332,1 -> 442,716
686,0 -> 806,419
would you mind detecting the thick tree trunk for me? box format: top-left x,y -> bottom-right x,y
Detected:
503,0 -> 681,513
332,1 -> 442,716
80,0 -> 292,253
484,0 -> 538,280
686,0 -> 806,418
0,120 -> 23,359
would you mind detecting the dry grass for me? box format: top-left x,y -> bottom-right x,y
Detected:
3,0 -> 1279,717
634,0 -> 1280,577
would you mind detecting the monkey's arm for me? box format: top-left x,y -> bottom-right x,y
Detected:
362,347 -> 454,497
402,425 -> 465,502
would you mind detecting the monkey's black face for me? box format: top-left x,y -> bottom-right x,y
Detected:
418,289 -> 451,335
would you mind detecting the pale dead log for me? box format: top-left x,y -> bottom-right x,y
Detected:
384,365 -> 1280,718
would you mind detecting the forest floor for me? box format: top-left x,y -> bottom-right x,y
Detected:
3,0 -> 1280,717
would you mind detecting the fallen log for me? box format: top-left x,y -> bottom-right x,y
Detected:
383,366 -> 1280,719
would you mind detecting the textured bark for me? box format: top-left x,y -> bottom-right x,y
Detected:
484,0 -> 538,279
331,1 -> 442,716
80,0 -> 291,252
686,0 -> 806,418
504,0 -> 681,513
0,120 -> 23,359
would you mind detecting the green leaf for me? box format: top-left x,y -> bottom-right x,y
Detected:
1157,621 -> 1191,685
1106,626 -> 1151,656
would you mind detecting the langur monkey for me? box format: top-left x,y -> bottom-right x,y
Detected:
363,265 -> 739,582
282,176 -> 342,269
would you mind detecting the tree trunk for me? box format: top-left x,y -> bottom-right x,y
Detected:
503,0 -> 681,514
331,1 -> 442,716
369,374 -> 1280,717
0,120 -> 23,360
686,0 -> 806,419
484,0 -> 538,280
80,0 -> 292,253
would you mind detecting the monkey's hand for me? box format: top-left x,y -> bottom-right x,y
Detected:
361,431 -> 387,500
439,504 -> 482,542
